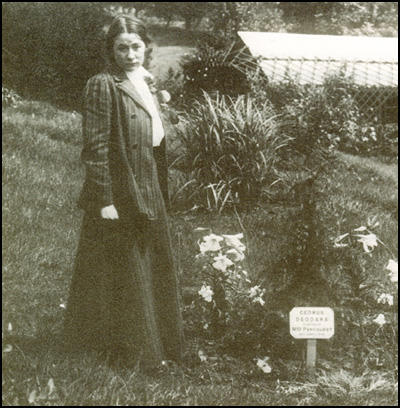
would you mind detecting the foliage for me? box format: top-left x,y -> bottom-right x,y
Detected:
278,2 -> 398,36
140,2 -> 398,36
2,87 -> 22,108
171,92 -> 288,211
250,71 -> 398,161
268,162 -> 336,311
183,230 -> 294,364
207,2 -> 286,38
2,2 -> 108,110
142,2 -> 210,30
330,221 -> 398,373
144,2 -> 398,37
179,34 -> 256,100
318,2 -> 398,37
260,73 -> 362,165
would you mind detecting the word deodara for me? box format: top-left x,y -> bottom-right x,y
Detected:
290,307 -> 334,339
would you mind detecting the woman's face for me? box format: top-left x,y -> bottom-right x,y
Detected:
113,33 -> 146,72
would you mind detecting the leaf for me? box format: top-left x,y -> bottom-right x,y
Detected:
3,344 -> 13,353
47,378 -> 56,395
198,349 -> 207,362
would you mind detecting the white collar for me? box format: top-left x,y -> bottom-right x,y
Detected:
126,66 -> 154,83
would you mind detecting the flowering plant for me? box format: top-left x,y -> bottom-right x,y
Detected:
195,231 -> 264,308
183,228 -> 277,372
332,217 -> 398,371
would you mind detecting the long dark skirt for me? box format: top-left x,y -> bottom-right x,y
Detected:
63,203 -> 183,365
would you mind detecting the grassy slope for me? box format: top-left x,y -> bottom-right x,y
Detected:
2,98 -> 398,406
148,24 -> 197,80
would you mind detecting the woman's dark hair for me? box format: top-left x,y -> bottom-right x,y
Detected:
105,15 -> 152,66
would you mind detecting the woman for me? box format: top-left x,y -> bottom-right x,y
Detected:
63,15 -> 183,367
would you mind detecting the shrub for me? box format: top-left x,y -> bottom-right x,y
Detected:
268,166 -> 335,311
249,71 -> 398,160
183,230 -> 296,365
330,221 -> 398,373
179,34 -> 255,100
263,74 -> 362,167
172,91 -> 289,211
2,2 -> 108,110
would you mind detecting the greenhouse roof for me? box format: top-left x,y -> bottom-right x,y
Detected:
238,31 -> 398,87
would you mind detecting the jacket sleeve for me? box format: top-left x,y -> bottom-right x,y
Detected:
80,74 -> 113,208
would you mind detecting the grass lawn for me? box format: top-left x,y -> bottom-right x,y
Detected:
2,97 -> 398,405
150,45 -> 194,81
148,24 -> 198,80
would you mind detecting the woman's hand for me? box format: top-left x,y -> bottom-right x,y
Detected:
100,205 -> 119,220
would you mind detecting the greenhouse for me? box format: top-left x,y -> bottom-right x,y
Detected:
238,31 -> 398,123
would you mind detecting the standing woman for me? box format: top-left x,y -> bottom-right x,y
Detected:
63,15 -> 183,367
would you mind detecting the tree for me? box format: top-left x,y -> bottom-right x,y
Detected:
176,2 -> 210,30
206,2 -> 286,39
141,2 -> 210,30
278,2 -> 398,36
142,3 -> 178,27
318,2 -> 398,36
2,2 -> 109,109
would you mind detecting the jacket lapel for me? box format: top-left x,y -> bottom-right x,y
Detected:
109,66 -> 152,117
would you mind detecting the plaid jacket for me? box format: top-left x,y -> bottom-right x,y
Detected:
77,66 -> 176,221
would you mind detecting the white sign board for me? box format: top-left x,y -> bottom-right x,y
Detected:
290,307 -> 334,339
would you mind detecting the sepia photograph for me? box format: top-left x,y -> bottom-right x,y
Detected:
2,2 -> 398,405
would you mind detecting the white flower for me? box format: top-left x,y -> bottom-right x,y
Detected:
253,296 -> 265,306
225,248 -> 245,262
212,253 -> 234,272
386,259 -> 398,283
373,314 -> 386,326
353,226 -> 367,232
222,233 -> 246,252
242,270 -> 251,283
199,233 -> 224,254
198,285 -> 213,302
249,286 -> 265,305
198,349 -> 207,362
249,285 -> 261,298
354,233 -> 378,253
28,390 -> 37,404
255,357 -> 272,374
377,293 -> 394,306
194,227 -> 210,232
159,90 -> 171,103
333,233 -> 349,247
3,344 -> 13,353
59,303 -> 66,309
47,378 -> 56,395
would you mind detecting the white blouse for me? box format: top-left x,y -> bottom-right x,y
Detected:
126,67 -> 165,147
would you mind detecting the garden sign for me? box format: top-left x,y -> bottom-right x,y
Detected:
290,307 -> 334,373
